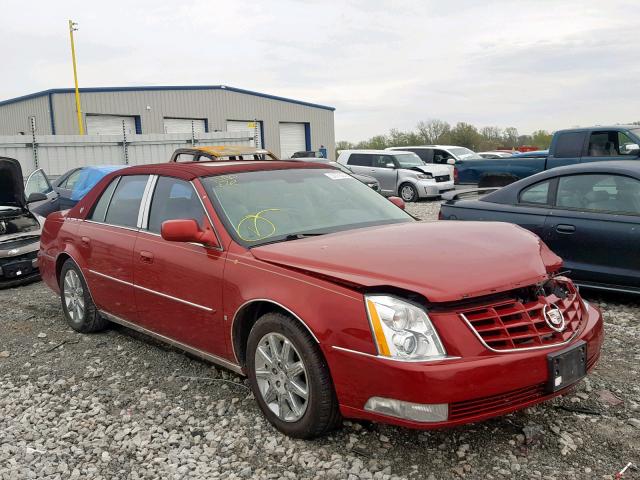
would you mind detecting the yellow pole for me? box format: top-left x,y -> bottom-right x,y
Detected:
68,20 -> 84,135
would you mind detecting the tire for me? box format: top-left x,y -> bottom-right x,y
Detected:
246,312 -> 341,438
59,259 -> 108,333
399,183 -> 418,202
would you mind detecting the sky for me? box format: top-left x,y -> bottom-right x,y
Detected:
2,0 -> 639,142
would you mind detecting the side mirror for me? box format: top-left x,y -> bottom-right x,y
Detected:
161,219 -> 219,247
622,143 -> 640,154
446,158 -> 456,165
27,192 -> 48,203
385,163 -> 396,169
388,196 -> 406,210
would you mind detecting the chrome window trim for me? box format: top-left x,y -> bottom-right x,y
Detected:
137,175 -> 158,229
331,345 -> 461,363
84,219 -> 140,233
88,269 -> 214,312
139,175 -> 158,230
230,298 -> 320,364
99,310 -> 242,375
459,312 -> 581,353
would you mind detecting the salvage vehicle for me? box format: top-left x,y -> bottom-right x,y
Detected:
38,159 -> 603,438
53,165 -> 126,210
170,145 -> 279,162
386,145 -> 483,181
440,161 -> 640,294
291,157 -> 380,191
456,126 -> 640,186
0,157 -> 51,287
337,150 -> 453,201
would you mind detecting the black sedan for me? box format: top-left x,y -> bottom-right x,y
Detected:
440,161 -> 640,294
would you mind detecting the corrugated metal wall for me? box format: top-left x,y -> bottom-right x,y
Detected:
0,96 -> 52,135
0,131 -> 253,176
44,89 -> 335,158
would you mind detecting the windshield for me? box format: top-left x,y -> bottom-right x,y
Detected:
201,168 -> 413,247
449,147 -> 483,160
394,153 -> 424,168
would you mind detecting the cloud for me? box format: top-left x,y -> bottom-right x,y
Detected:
1,0 -> 639,142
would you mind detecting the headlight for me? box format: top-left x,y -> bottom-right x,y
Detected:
365,295 -> 446,360
417,173 -> 433,179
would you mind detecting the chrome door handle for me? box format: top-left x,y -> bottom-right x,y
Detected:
139,251 -> 154,263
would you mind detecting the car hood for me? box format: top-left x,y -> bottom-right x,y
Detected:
0,157 -> 25,209
250,221 -> 561,303
407,164 -> 451,176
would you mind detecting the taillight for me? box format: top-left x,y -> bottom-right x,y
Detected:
453,167 -> 459,184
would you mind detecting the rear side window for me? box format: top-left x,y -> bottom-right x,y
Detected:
103,175 -> 149,228
147,177 -> 207,233
90,178 -> 119,222
519,180 -> 551,205
554,132 -> 587,158
347,154 -> 373,167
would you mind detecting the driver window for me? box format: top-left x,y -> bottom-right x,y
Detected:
374,155 -> 395,169
61,169 -> 82,190
556,174 -> 640,214
147,177 -> 207,233
25,170 -> 52,196
432,150 -> 450,164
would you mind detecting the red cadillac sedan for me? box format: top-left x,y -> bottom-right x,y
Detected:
38,159 -> 603,438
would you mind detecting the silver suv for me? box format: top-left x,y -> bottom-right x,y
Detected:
336,150 -> 453,202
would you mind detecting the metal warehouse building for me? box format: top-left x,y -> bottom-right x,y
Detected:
0,85 -> 335,159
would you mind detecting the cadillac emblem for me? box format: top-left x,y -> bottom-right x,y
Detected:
543,304 -> 566,332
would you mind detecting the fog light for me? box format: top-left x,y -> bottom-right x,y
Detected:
364,397 -> 448,422
32,258 -> 38,268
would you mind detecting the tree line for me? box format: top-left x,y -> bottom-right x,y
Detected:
336,119 -> 555,153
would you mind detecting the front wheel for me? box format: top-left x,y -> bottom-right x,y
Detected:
399,183 -> 418,202
246,312 -> 341,438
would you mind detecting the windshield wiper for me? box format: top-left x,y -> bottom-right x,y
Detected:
283,232 -> 327,241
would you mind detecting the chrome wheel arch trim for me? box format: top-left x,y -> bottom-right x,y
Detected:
230,299 -> 320,365
99,310 -> 243,375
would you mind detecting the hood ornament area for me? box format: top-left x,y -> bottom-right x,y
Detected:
543,304 -> 566,332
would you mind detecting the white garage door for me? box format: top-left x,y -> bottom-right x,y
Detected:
86,115 -> 136,135
226,120 -> 262,148
164,118 -> 206,134
279,123 -> 306,159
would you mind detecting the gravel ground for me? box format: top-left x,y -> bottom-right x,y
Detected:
1,199 -> 639,480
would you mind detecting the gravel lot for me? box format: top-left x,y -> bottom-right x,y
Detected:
1,200 -> 639,480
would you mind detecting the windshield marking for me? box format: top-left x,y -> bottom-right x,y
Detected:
236,208 -> 281,242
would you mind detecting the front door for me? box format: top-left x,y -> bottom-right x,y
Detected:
133,176 -> 227,357
370,154 -> 399,195
24,169 -> 58,216
544,173 -> 640,289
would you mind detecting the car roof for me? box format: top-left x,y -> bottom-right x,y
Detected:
108,160 -> 329,182
483,160 -> 640,204
180,145 -> 274,158
557,125 -> 640,133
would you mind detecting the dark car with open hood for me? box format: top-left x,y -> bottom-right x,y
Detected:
0,157 -> 51,287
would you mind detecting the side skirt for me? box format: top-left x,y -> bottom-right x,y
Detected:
99,310 -> 244,375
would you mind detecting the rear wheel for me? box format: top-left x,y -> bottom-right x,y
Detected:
59,259 -> 108,333
246,312 -> 341,438
399,183 -> 418,202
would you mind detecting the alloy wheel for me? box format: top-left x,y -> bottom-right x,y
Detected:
63,269 -> 85,322
254,332 -> 309,422
401,185 -> 416,201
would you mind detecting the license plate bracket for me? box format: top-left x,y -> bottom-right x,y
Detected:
546,341 -> 587,393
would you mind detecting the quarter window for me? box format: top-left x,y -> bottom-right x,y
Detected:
147,177 -> 207,233
556,174 -> 640,214
519,180 -> 551,204
102,175 -> 149,228
347,154 -> 373,167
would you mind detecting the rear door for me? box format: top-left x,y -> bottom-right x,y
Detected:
543,173 -> 640,289
133,176 -> 227,356
78,174 -> 150,321
345,153 -> 373,177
